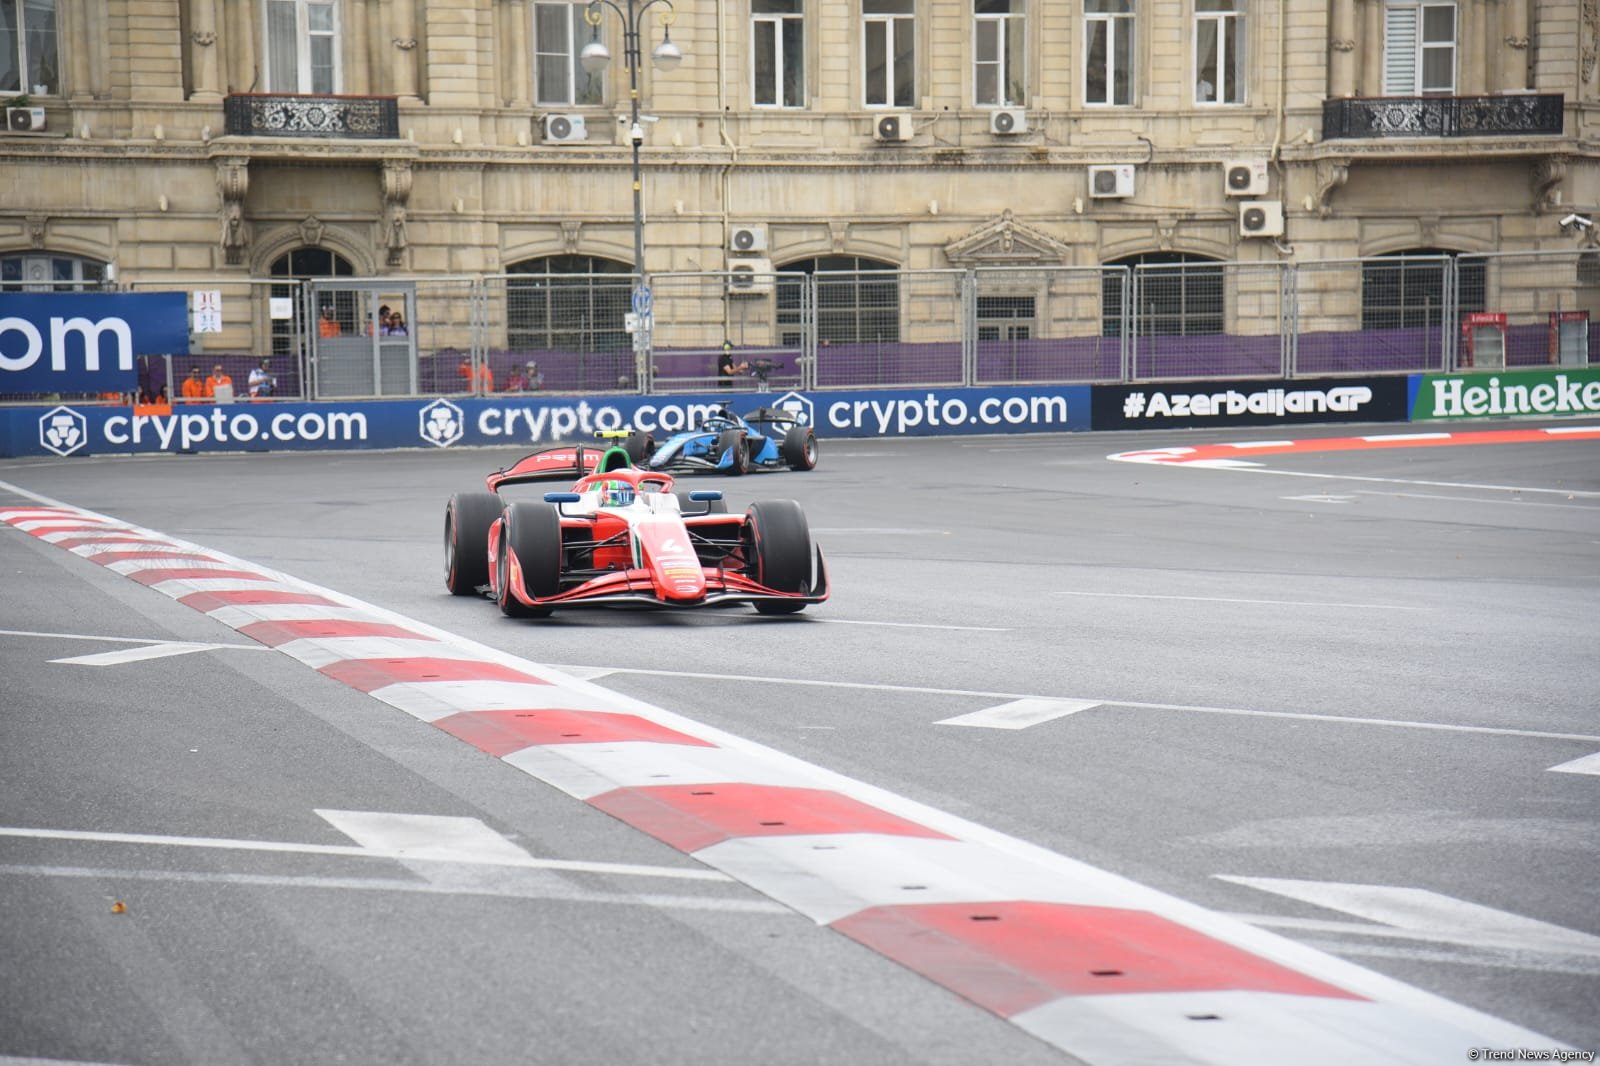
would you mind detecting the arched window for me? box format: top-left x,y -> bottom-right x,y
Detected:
1361,249 -> 1483,329
778,255 -> 900,346
1101,252 -> 1224,337
506,254 -> 632,352
1,253 -> 106,291
269,247 -> 354,358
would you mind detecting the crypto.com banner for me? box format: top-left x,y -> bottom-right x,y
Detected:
1091,376 -> 1409,430
0,385 -> 1088,458
0,292 -> 188,394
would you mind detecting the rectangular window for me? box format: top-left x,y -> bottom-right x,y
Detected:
1084,0 -> 1134,107
863,0 -> 914,109
0,0 -> 58,95
974,0 -> 1024,108
1384,1 -> 1455,95
534,2 -> 603,106
1194,0 -> 1243,105
753,0 -> 804,108
265,0 -> 339,94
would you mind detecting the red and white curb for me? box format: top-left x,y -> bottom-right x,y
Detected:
2,492 -> 1569,1065
1110,424 -> 1600,467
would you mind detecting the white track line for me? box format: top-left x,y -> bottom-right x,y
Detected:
1050,590 -> 1426,611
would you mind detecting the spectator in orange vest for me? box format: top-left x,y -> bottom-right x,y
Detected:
206,364 -> 234,397
457,357 -> 493,394
318,305 -> 341,337
180,366 -> 208,401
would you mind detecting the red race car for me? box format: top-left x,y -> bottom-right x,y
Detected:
444,440 -> 828,617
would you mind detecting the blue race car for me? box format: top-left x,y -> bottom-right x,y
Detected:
640,405 -> 818,476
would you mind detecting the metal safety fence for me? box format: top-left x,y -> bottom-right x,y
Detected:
6,249 -> 1596,405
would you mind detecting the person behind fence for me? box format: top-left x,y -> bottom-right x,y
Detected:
458,356 -> 493,394
206,364 -> 234,398
248,358 -> 276,399
386,311 -> 408,336
717,340 -> 748,388
181,366 -> 207,401
319,305 -> 341,337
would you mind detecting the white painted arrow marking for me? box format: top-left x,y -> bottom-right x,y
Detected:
1219,876 -> 1600,957
1548,751 -> 1600,776
51,642 -> 266,666
936,698 -> 1100,730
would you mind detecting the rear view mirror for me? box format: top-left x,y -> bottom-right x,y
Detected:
688,490 -> 724,502
544,492 -> 582,503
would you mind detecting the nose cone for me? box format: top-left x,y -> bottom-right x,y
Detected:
634,518 -> 705,601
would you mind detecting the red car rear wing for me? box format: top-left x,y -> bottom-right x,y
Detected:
485,442 -> 632,493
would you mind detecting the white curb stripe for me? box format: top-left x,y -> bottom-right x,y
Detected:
502,740 -> 833,801
695,834 -> 1136,925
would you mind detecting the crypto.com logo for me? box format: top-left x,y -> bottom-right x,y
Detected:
419,399 -> 465,448
772,390 -> 815,427
39,405 -> 88,457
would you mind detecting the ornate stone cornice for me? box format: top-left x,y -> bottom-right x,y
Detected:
214,156 -> 250,265
943,209 -> 1069,267
1534,156 -> 1568,213
1314,159 -> 1349,217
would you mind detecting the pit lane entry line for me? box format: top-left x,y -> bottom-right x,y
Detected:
0,488 -> 1566,1066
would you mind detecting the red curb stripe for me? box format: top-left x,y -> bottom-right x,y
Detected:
126,567 -> 274,586
318,657 -> 550,693
832,901 -> 1364,1017
434,709 -> 716,757
21,524 -> 115,536
1130,426 -> 1600,466
177,589 -> 342,612
237,618 -> 434,648
588,783 -> 954,854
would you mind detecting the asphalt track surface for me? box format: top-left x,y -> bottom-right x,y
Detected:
2,421 -> 1597,1065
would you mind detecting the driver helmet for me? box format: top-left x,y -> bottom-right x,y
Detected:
596,479 -> 635,507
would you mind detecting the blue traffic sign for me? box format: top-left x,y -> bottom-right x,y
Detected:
632,286 -> 653,317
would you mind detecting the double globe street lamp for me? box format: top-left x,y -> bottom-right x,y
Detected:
579,0 -> 682,372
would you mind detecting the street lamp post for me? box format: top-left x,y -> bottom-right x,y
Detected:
580,0 -> 682,383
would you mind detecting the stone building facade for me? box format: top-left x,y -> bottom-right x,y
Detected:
0,0 -> 1595,354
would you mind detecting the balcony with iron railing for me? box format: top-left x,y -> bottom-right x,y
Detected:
223,94 -> 400,139
1321,94 -> 1565,140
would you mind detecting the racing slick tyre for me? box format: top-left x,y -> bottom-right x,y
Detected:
718,430 -> 751,476
445,492 -> 503,595
745,500 -> 813,615
623,430 -> 655,463
496,502 -> 561,618
675,490 -> 729,515
782,425 -> 818,471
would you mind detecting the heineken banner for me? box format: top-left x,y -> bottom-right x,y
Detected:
1411,368 -> 1600,421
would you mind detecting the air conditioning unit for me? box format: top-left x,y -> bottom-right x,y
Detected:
729,224 -> 768,254
726,256 -> 775,296
873,113 -> 912,142
542,113 -> 586,144
1224,159 -> 1268,197
1088,164 -> 1135,199
6,106 -> 45,132
989,108 -> 1027,135
1239,200 -> 1285,238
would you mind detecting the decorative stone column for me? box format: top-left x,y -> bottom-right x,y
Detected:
1499,0 -> 1530,91
225,0 -> 255,94
190,0 -> 223,101
393,0 -> 421,101
507,0 -> 531,107
216,157 -> 251,266
382,160 -> 413,267
1329,0 -> 1357,97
